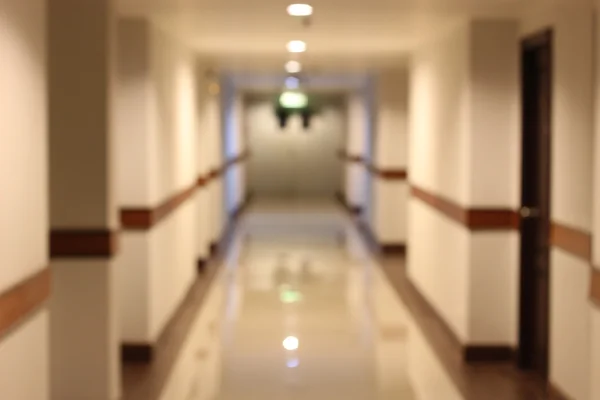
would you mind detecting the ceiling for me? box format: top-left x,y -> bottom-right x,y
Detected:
117,0 -> 593,72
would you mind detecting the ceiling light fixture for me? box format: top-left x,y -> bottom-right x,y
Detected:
285,60 -> 302,74
287,40 -> 306,53
287,4 -> 313,16
285,76 -> 300,89
283,336 -> 300,351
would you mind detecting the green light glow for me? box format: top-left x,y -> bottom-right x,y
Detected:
279,91 -> 308,109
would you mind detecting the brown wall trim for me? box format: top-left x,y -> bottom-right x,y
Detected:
381,244 -> 407,255
50,230 -> 118,258
411,186 -> 519,231
196,174 -> 209,187
335,191 -> 362,215
338,151 -> 364,163
0,268 -> 51,340
550,222 -> 591,262
591,268 -> 600,306
122,151 -> 251,230
209,151 -> 250,179
121,184 -> 197,230
367,164 -> 408,180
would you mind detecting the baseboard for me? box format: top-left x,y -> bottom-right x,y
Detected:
399,265 -> 514,363
121,343 -> 154,363
380,243 -> 406,255
334,191 -> 362,216
463,345 -> 515,362
197,257 -> 208,273
356,220 -> 379,253
548,382 -> 572,400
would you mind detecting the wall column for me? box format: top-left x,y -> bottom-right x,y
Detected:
408,19 -> 520,356
114,19 -> 201,360
344,92 -> 369,213
369,70 -> 409,252
207,80 -> 225,250
48,0 -> 120,398
196,68 -> 213,267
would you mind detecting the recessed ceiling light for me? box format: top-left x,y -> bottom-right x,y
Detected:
285,76 -> 300,89
282,336 -> 300,351
287,4 -> 313,16
285,60 -> 302,73
287,40 -> 306,53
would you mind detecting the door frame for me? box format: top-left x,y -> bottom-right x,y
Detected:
517,28 -> 553,377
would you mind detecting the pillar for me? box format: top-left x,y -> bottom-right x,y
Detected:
344,92 -> 370,213
48,0 -> 120,398
208,78 -> 225,250
369,70 -> 409,251
408,19 -> 520,352
114,19 -> 201,358
196,68 -> 214,267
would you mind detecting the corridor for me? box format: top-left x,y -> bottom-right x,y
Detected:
4,1 -> 600,399
154,203 -> 462,400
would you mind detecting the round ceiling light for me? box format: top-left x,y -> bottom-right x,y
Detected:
282,336 -> 300,351
287,40 -> 306,53
285,76 -> 300,89
285,60 -> 302,74
287,4 -> 313,16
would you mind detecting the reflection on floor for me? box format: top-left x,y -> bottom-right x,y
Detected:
158,204 -> 464,400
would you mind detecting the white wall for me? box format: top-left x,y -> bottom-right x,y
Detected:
408,21 -> 473,342
408,19 -> 520,346
222,83 -> 246,214
0,0 -> 48,398
346,93 -> 369,208
371,70 -> 409,244
521,6 -> 594,399
408,21 -> 471,206
115,20 -> 200,342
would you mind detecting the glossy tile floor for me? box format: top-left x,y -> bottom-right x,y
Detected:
159,203 -> 464,400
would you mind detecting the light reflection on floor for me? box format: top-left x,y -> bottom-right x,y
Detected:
159,205 -> 464,400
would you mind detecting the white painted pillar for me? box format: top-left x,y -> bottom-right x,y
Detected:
114,19 -> 201,353
345,93 -> 369,211
196,69 -> 213,264
408,19 -> 520,349
48,0 -> 120,398
370,70 -> 409,247
207,83 -> 225,248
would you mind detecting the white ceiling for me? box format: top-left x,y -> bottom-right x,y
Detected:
117,0 -> 593,72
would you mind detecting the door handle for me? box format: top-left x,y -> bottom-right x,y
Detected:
520,207 -> 540,218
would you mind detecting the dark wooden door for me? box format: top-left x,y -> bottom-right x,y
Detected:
518,30 -> 552,377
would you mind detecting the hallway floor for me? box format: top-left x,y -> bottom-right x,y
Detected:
157,203 -> 464,400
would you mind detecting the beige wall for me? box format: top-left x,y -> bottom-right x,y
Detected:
0,0 -> 48,398
409,6 -> 598,399
115,20 -> 202,342
521,6 -> 595,400
408,19 -> 520,344
592,5 -> 600,400
370,70 -> 409,244
345,93 -> 369,208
